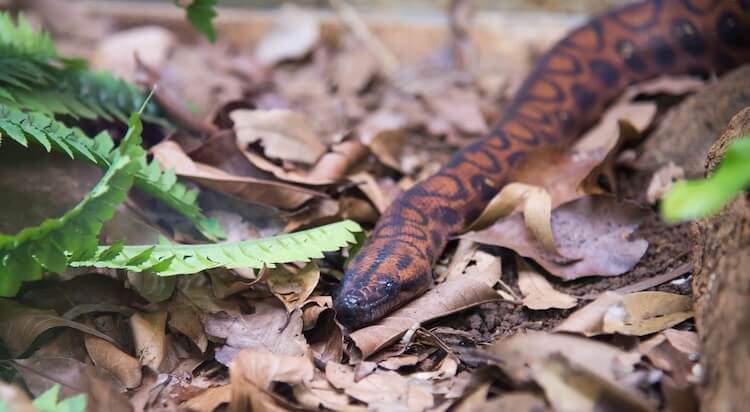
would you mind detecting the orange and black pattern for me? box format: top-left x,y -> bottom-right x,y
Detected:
335,0 -> 750,329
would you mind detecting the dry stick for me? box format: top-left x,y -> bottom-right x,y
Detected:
327,0 -> 399,76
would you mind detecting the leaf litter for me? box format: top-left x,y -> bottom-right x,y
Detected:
0,0 -> 709,410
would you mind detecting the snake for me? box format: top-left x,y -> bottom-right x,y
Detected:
334,0 -> 750,329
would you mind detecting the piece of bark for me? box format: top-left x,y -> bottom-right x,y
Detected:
635,66 -> 750,178
690,107 -> 750,412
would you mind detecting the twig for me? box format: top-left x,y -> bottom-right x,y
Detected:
327,0 -> 399,76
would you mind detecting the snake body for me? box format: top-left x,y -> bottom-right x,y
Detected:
335,0 -> 750,329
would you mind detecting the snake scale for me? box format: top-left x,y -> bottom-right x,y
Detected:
335,0 -> 750,329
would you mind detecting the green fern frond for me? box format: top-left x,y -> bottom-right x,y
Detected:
0,112 -> 145,297
0,13 -> 167,125
0,104 -> 223,239
71,220 -> 363,276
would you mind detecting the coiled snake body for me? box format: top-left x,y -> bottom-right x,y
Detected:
335,0 -> 750,329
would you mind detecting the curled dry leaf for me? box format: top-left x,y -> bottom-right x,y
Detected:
463,195 -> 649,281
91,26 -> 176,81
0,299 -> 117,357
84,335 -> 142,389
205,298 -> 308,365
151,141 -> 323,210
518,266 -> 577,310
602,292 -> 693,336
302,298 -> 344,363
254,6 -> 320,66
349,276 -> 501,359
182,385 -> 231,412
130,310 -> 167,371
267,262 -> 321,312
555,291 -> 624,336
229,349 -> 314,412
231,109 -> 326,165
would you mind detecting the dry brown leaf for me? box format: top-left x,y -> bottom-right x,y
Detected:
555,291 -> 624,336
367,130 -> 409,172
489,331 -> 640,385
205,298 -> 308,365
333,40 -> 379,94
152,141 -> 323,210
533,354 -> 655,412
350,276 -> 501,359
267,263 -> 321,312
182,385 -> 232,412
325,362 -> 434,411
602,292 -> 693,336
14,357 -> 131,412
231,109 -> 326,165
639,329 -> 699,387
424,87 -> 489,135
646,162 -> 685,204
130,310 -> 167,371
0,299 -> 117,357
229,349 -> 314,412
294,378 -> 366,412
254,6 -> 320,66
301,299 -> 344,363
463,195 -> 648,280
91,26 -> 175,81
663,329 -> 700,355
84,335 -> 142,389
0,381 -> 35,412
167,290 -> 209,352
518,266 -> 577,310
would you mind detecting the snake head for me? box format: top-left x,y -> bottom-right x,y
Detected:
335,249 -> 432,330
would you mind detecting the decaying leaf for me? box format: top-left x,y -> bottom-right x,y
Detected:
602,292 -> 693,336
130,310 -> 167,372
229,349 -> 314,412
463,196 -> 649,280
254,6 -> 320,66
0,299 -> 117,357
84,335 -> 142,389
267,262 -> 321,312
167,290 -> 209,352
518,265 -> 577,310
182,385 -> 231,412
231,109 -> 326,165
555,291 -> 624,336
350,276 -> 501,359
205,298 -> 308,365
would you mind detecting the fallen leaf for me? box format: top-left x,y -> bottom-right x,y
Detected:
350,276 -> 501,359
424,87 -> 489,135
555,291 -> 624,336
602,292 -> 693,336
301,299 -> 344,363
463,196 -> 649,280
167,290 -> 209,352
152,140 -> 324,210
84,335 -> 142,389
91,26 -> 176,81
205,298 -> 308,365
333,38 -> 379,94
130,310 -> 167,371
325,362 -> 434,411
0,381 -> 35,412
181,385 -> 231,412
646,162 -> 685,204
294,378 -> 365,412
231,109 -> 327,165
518,266 -> 577,310
533,354 -> 655,412
254,6 -> 320,66
0,299 -> 117,357
267,263 -> 321,312
229,349 -> 314,412
14,357 -> 131,412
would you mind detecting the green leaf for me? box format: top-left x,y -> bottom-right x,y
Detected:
32,385 -> 87,412
181,0 -> 219,42
72,220 -> 364,276
661,137 -> 750,223
0,112 -> 145,297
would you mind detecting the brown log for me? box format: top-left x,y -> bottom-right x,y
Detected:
691,107 -> 750,412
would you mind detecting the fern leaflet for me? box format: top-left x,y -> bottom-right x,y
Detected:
71,220 -> 363,276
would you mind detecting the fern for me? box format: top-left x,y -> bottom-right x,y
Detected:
0,13 -> 167,125
72,220 -> 363,276
0,104 -> 223,239
0,112 -> 145,297
180,0 -> 219,42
